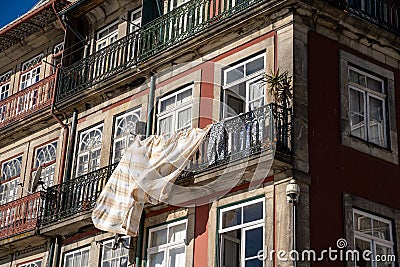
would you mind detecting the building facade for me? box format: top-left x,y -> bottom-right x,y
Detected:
0,0 -> 398,267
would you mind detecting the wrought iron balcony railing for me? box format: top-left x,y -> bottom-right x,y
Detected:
0,74 -> 56,129
0,191 -> 43,240
56,0 -> 264,102
41,163 -> 118,226
180,103 -> 291,179
40,103 -> 290,226
329,0 -> 400,34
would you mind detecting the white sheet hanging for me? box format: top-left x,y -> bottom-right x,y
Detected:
92,126 -> 211,236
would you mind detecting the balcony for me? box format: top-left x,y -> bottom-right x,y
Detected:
0,74 -> 56,129
41,103 -> 291,226
56,0 -> 264,102
0,192 -> 43,240
329,0 -> 400,35
41,163 -> 118,226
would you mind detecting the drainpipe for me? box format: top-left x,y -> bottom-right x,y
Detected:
51,67 -> 69,184
52,2 -> 66,32
135,74 -> 156,267
146,74 -> 156,137
64,109 -> 78,181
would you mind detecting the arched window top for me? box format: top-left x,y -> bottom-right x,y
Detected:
35,142 -> 57,168
1,156 -> 22,182
79,126 -> 103,152
115,112 -> 140,138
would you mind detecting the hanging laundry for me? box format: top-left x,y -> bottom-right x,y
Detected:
207,121 -> 226,165
92,126 -> 211,236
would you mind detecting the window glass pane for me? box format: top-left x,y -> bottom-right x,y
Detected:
120,257 -> 128,267
177,108 -> 191,130
245,258 -> 263,267
169,222 -> 186,243
354,213 -> 372,235
349,89 -> 365,139
368,96 -> 385,146
148,252 -> 164,267
243,202 -> 263,223
376,244 -> 393,267
245,227 -> 263,258
222,235 -> 240,267
373,219 -> 391,241
355,238 -> 372,267
248,81 -> 264,102
177,89 -> 192,104
246,57 -> 264,76
159,116 -> 173,135
82,250 -> 89,266
366,76 -> 383,93
226,66 -> 244,84
161,96 -> 175,112
222,208 -> 242,229
169,246 -> 185,267
151,228 -> 167,247
349,69 -> 366,87
103,246 -> 112,260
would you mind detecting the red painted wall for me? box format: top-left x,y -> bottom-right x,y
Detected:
308,31 -> 400,266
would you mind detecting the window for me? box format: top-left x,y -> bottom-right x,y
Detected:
95,22 -> 118,77
348,67 -> 387,147
340,51 -> 398,164
113,109 -> 141,163
130,8 -> 142,33
96,21 -> 118,51
0,71 -> 11,121
157,86 -> 193,137
128,9 -> 141,59
218,198 -> 265,267
147,219 -> 187,267
223,54 -> 266,118
76,124 -> 103,177
20,54 -> 43,90
353,209 -> 395,267
101,236 -> 130,267
32,141 -> 57,191
0,156 -> 22,205
64,247 -> 90,267
19,259 -> 43,267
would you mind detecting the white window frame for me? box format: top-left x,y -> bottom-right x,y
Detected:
0,71 -> 11,100
353,209 -> 395,267
157,86 -> 193,136
218,198 -> 265,267
112,108 -> 141,163
76,124 -> 103,177
96,21 -> 119,51
348,66 -> 387,147
20,54 -> 43,90
147,219 -> 188,267
63,246 -> 90,267
101,236 -> 130,267
0,71 -> 11,122
223,54 -> 266,118
32,141 -> 58,191
130,8 -> 142,33
19,259 -> 43,267
340,51 -> 398,164
0,156 -> 22,205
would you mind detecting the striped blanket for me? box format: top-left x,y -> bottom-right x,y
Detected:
92,126 -> 211,236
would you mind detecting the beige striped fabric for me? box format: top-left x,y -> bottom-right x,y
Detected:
92,126 -> 211,236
